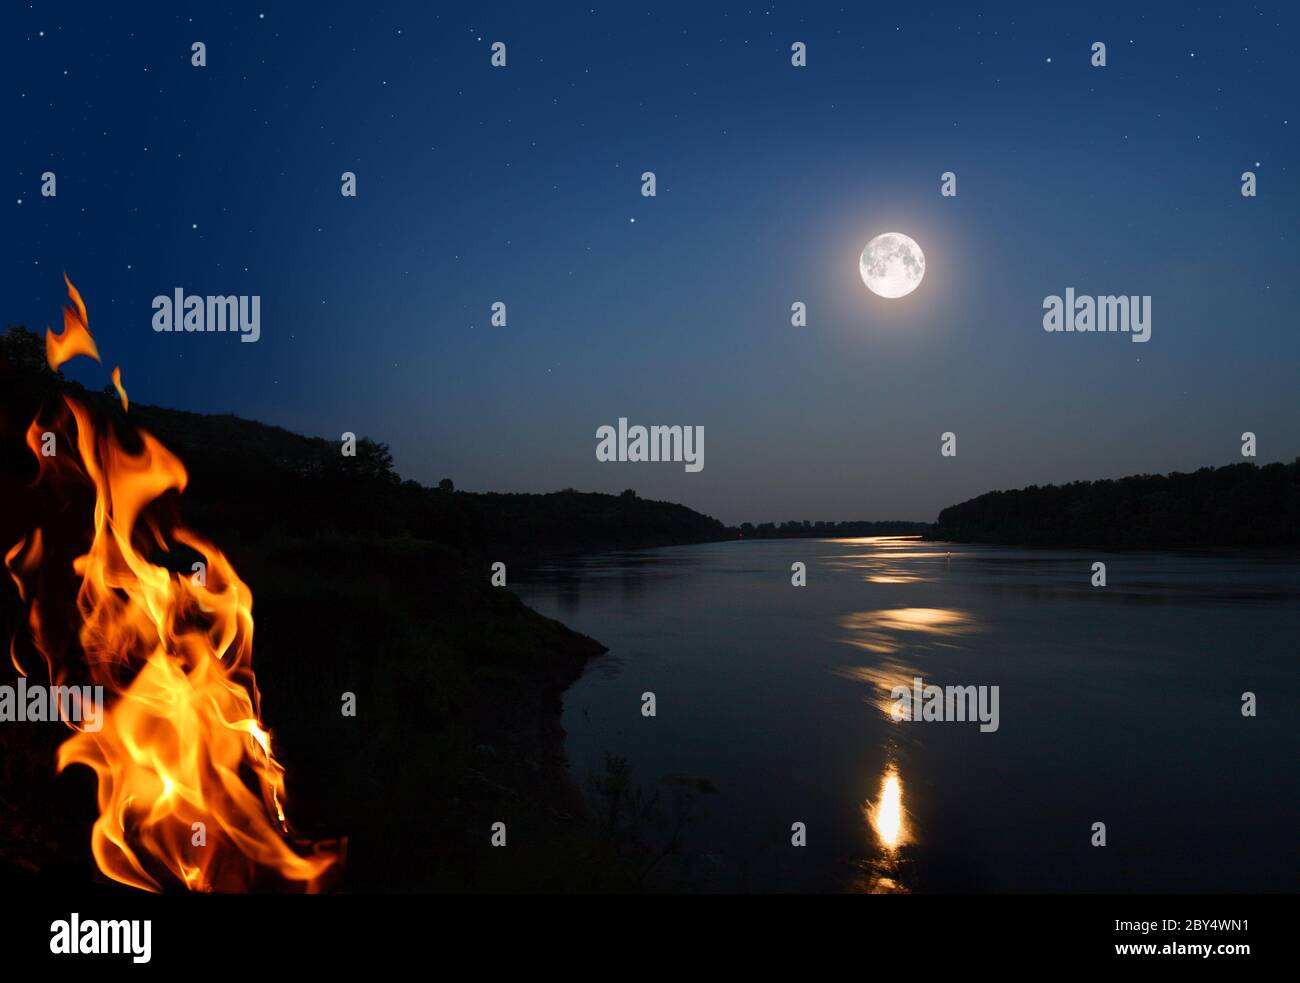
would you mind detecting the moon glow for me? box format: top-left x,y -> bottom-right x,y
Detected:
860,232 -> 925,299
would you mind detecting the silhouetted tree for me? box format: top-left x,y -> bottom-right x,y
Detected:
733,519 -> 931,539
931,461 -> 1300,548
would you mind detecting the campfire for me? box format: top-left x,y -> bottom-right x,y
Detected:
4,276 -> 341,892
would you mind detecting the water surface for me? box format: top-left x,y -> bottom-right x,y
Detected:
516,538 -> 1299,892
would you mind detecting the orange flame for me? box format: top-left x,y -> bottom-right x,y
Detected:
111,367 -> 128,411
46,272 -> 101,371
8,277 -> 340,892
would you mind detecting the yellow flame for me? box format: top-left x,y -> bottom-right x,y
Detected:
9,276 -> 341,892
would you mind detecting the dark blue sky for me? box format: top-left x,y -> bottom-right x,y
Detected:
5,1 -> 1297,524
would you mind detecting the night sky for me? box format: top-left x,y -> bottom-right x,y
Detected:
5,2 -> 1297,524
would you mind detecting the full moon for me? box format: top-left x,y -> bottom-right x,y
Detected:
860,232 -> 925,299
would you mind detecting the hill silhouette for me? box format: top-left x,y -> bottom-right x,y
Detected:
931,463 -> 1300,549
1,326 -> 727,564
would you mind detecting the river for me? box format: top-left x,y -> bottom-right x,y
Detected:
515,537 -> 1299,892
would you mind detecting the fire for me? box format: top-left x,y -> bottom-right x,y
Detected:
5,277 -> 340,892
45,273 -> 100,369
